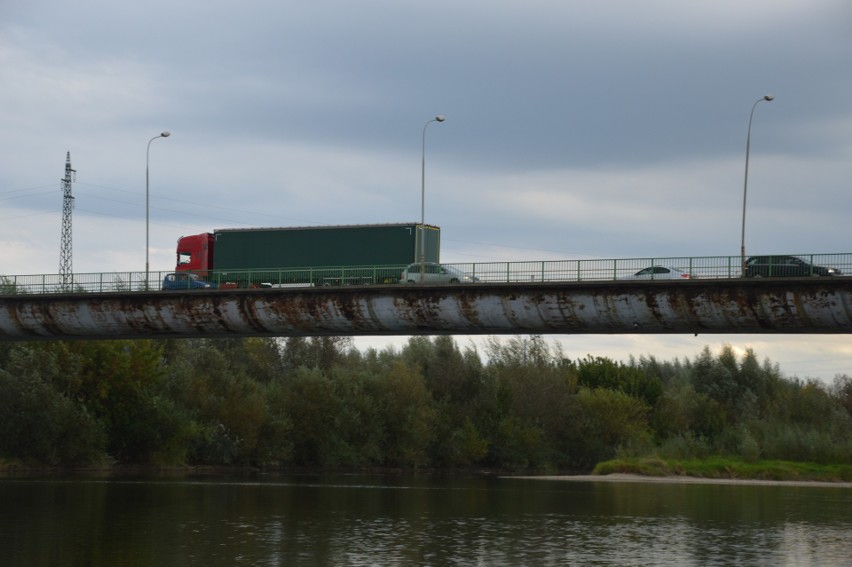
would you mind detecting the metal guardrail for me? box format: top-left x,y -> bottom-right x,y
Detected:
1,254 -> 850,296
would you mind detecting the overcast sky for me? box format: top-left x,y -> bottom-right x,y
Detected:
1,0 -> 851,381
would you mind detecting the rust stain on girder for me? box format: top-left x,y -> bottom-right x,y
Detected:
1,278 -> 852,341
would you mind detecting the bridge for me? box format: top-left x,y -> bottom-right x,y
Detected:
1,252 -> 851,341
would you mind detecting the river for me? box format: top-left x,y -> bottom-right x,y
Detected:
1,472 -> 850,566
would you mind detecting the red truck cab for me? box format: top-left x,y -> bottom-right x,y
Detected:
176,233 -> 214,275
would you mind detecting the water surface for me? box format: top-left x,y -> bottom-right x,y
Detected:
1,473 -> 849,566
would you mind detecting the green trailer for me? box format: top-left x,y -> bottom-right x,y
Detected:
175,223 -> 440,287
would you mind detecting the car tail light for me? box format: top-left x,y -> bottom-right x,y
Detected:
680,273 -> 691,279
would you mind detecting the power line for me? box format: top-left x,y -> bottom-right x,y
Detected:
0,209 -> 59,222
0,184 -> 57,197
75,181 -> 318,225
0,189 -> 56,203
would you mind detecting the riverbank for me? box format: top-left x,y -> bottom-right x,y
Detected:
515,472 -> 852,488
608,456 -> 852,481
509,456 -> 852,487
4,456 -> 852,487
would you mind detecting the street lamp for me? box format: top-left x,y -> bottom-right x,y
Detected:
420,115 -> 445,282
740,96 -> 773,276
146,131 -> 171,289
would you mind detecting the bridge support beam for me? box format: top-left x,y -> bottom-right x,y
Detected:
0,279 -> 851,341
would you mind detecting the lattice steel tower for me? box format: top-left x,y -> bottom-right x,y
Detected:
59,152 -> 76,289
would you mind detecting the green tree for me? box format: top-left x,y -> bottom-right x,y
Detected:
485,340 -> 576,469
0,343 -> 106,465
692,345 -> 759,423
560,387 -> 651,471
652,386 -> 726,443
572,355 -> 663,408
50,340 -> 186,464
279,367 -> 347,466
176,341 -> 278,465
282,336 -> 353,372
325,366 -> 385,466
377,361 -> 436,467
401,336 -> 492,467
831,374 -> 852,416
490,416 -> 548,471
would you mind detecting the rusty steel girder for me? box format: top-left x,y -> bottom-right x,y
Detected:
0,278 -> 851,341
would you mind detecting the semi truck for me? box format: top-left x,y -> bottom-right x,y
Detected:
172,223 -> 441,287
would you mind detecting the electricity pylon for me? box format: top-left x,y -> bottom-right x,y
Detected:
59,152 -> 76,290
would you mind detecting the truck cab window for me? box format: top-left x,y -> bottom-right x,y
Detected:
178,252 -> 191,265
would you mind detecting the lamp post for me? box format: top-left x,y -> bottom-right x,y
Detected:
740,95 -> 773,276
146,131 -> 171,289
420,115 -> 445,282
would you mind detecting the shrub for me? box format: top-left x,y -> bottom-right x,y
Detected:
0,369 -> 106,466
559,387 -> 651,471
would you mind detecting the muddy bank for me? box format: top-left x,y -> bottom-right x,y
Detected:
511,472 -> 852,488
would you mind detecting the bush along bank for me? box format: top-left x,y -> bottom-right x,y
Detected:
1,337 -> 851,473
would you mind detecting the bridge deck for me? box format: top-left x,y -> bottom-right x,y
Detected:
1,278 -> 850,341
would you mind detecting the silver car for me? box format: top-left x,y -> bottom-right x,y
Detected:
400,262 -> 475,284
622,266 -> 692,280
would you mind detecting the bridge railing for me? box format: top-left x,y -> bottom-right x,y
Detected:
1,253 -> 850,296
464,256 -> 748,282
0,271 -> 155,295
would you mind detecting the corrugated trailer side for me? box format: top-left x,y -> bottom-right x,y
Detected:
212,223 -> 440,270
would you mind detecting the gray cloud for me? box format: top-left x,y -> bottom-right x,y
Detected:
1,0 -> 851,380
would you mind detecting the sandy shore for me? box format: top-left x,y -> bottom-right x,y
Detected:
510,472 -> 852,488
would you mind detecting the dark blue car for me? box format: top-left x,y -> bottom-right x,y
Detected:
161,272 -> 217,290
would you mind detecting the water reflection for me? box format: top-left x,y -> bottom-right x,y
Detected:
1,474 -> 850,566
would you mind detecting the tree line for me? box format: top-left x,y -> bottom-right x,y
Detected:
1,336 -> 851,472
